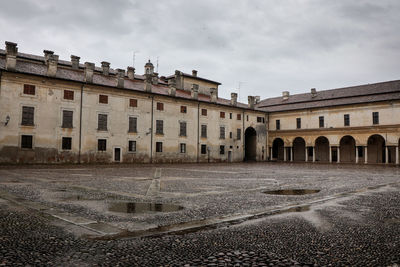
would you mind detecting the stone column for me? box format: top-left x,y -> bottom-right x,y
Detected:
364,146 -> 368,164
312,147 -> 316,162
385,146 -> 389,164
283,147 -> 287,162
355,146 -> 359,164
290,147 -> 294,162
270,147 -> 273,160
337,147 -> 340,163
396,146 -> 399,165
329,146 -> 332,163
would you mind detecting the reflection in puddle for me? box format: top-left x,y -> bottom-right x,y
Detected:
264,189 -> 320,195
108,202 -> 184,214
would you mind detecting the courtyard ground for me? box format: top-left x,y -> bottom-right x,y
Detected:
0,162 -> 399,266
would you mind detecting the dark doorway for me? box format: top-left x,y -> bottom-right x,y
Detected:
367,134 -> 385,163
315,136 -> 329,162
272,138 -> 284,160
244,127 -> 257,161
114,148 -> 121,162
340,135 -> 356,163
293,137 -> 306,161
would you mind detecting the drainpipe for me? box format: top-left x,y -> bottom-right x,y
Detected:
150,96 -> 154,163
197,102 -> 200,163
78,84 -> 84,164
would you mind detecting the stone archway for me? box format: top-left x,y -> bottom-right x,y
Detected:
315,136 -> 329,162
244,127 -> 257,161
293,137 -> 306,161
272,138 -> 284,161
367,134 -> 385,163
340,135 -> 356,163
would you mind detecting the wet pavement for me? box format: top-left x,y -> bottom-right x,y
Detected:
0,162 -> 399,266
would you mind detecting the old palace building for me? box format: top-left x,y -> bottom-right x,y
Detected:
0,41 -> 399,165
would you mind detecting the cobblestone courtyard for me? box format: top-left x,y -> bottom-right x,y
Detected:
0,163 -> 399,266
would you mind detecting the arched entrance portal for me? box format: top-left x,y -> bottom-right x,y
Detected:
340,135 -> 356,163
293,137 -> 306,161
272,138 -> 284,161
315,136 -> 329,162
244,127 -> 257,161
367,135 -> 385,163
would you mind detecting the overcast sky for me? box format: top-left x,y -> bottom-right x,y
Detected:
1,0 -> 399,102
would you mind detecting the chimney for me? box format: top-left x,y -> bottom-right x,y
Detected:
210,87 -> 218,103
46,54 -> 59,77
127,67 -> 135,79
255,96 -> 260,104
144,74 -> 152,92
248,96 -> 255,109
311,88 -> 317,97
101,61 -> 110,76
152,72 -> 159,85
116,69 -> 125,88
5,41 -> 18,71
43,50 -> 54,63
231,92 -> 238,106
84,62 -> 95,83
168,77 -> 176,96
191,84 -> 199,100
174,70 -> 183,89
70,55 -> 80,69
192,70 -> 198,77
282,91 -> 289,100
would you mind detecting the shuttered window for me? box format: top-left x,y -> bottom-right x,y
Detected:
156,102 -> 164,111
21,135 -> 33,149
21,106 -> 34,126
179,122 -> 187,137
220,112 -> 225,118
98,114 -> 108,131
201,109 -> 207,116
23,84 -> 35,95
129,98 -> 137,107
180,106 -> 187,113
62,110 -> 73,128
156,120 -> 163,134
237,114 -> 241,120
64,90 -> 74,100
129,117 -> 137,133
99,94 -> 108,104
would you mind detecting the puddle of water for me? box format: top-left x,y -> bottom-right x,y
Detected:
108,202 -> 183,214
263,189 -> 320,195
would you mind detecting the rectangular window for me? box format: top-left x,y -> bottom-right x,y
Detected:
21,135 -> 33,149
246,115 -> 249,121
23,84 -> 35,95
21,106 -> 34,126
156,102 -> 164,111
129,117 -> 137,133
220,112 -> 225,118
62,110 -> 73,128
180,105 -> 187,113
62,137 -> 72,150
98,139 -> 107,151
179,122 -> 187,137
201,125 -> 207,138
237,114 -> 241,120
130,98 -> 138,107
128,140 -> 136,152
97,114 -> 108,131
156,142 -> 163,152
296,118 -> 301,129
219,145 -> 225,155
229,132 -> 233,139
156,120 -> 163,134
201,109 -> 207,116
229,113 -> 232,119
64,90 -> 74,100
319,116 -> 324,128
180,143 -> 186,153
357,146 -> 363,157
257,116 -> 263,123
220,126 -> 225,139
237,129 -> 241,140
201,144 -> 207,154
372,112 -> 379,125
344,114 -> 350,126
276,119 -> 280,130
99,94 -> 108,104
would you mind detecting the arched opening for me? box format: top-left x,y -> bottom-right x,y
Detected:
367,134 -> 385,163
272,138 -> 284,161
315,136 -> 329,162
244,127 -> 257,161
340,135 -> 356,163
293,137 -> 306,161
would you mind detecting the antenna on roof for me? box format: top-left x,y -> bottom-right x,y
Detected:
156,56 -> 159,73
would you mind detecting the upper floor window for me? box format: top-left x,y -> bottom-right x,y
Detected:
237,129 -> 241,140
220,112 -> 225,118
237,114 -> 241,120
129,117 -> 137,133
23,84 -> 35,95
64,90 -> 74,100
179,122 -> 187,137
372,112 -> 379,125
21,106 -> 34,126
62,110 -> 73,128
180,105 -> 187,113
229,113 -> 232,119
220,126 -> 225,139
201,109 -> 207,116
97,114 -> 108,131
99,94 -> 108,104
276,119 -> 280,130
296,118 -> 301,129
156,102 -> 164,111
344,114 -> 350,126
201,125 -> 207,138
156,120 -> 164,134
319,116 -> 324,128
257,116 -> 263,123
129,98 -> 138,107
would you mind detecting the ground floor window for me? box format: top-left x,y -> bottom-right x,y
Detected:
98,139 -> 107,151
220,145 -> 225,155
128,140 -> 136,152
180,143 -> 186,153
156,142 -> 163,152
21,135 -> 33,149
201,144 -> 207,154
62,137 -> 72,150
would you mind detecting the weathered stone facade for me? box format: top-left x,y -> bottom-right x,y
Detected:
0,41 -> 399,164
